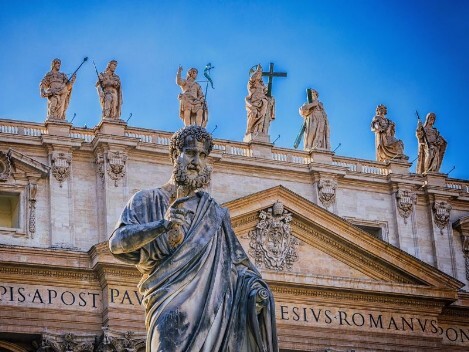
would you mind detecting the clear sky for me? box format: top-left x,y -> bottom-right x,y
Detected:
0,0 -> 468,179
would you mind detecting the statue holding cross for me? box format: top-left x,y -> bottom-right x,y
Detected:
244,63 -> 287,142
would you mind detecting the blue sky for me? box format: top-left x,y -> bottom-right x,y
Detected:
1,0 -> 468,179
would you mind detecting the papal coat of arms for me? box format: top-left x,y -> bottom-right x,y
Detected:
248,201 -> 299,271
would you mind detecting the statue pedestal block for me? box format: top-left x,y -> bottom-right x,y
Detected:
45,119 -> 72,137
96,118 -> 127,136
243,133 -> 270,144
386,160 -> 411,175
309,149 -> 333,164
425,172 -> 447,187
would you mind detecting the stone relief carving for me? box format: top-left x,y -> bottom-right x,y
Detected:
0,151 -> 11,181
39,58 -> 76,120
51,151 -> 72,187
106,151 -> 127,186
34,332 -> 95,352
96,60 -> 123,120
318,178 -> 337,208
248,201 -> 299,271
96,328 -> 145,352
95,152 -> 105,182
28,183 -> 37,236
416,112 -> 447,174
395,189 -> 416,224
433,200 -> 452,234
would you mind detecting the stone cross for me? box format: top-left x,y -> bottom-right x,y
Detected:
261,62 -> 287,97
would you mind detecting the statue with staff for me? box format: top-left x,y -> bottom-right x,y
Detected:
176,65 -> 212,127
295,88 -> 330,150
416,111 -> 447,174
40,57 -> 87,120
94,60 -> 123,120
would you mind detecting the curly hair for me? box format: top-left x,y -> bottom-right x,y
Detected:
169,125 -> 214,162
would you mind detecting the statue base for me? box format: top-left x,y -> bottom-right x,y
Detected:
385,159 -> 411,175
96,118 -> 127,136
309,148 -> 334,164
243,133 -> 270,144
45,119 -> 72,137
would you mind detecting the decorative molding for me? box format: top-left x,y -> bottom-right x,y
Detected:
317,178 -> 337,208
395,189 -> 416,224
28,182 -> 37,237
0,151 -> 12,181
293,219 -> 413,284
95,152 -> 105,182
0,265 -> 97,281
35,332 -> 95,352
51,151 -> 72,186
106,151 -> 127,186
433,201 -> 452,234
248,201 -> 299,271
96,327 -> 146,352
271,285 -> 444,309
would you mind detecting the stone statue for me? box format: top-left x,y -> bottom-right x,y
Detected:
245,65 -> 275,136
40,58 -> 76,120
176,66 -> 208,127
109,125 -> 278,352
298,89 -> 330,150
416,112 -> 447,174
370,104 -> 408,162
96,60 -> 122,119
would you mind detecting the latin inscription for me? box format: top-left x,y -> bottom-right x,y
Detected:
278,304 -> 469,345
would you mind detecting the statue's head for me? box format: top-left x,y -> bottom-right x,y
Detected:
425,112 -> 436,126
106,60 -> 118,72
310,89 -> 319,99
51,58 -> 61,70
169,125 -> 213,189
187,68 -> 198,79
376,104 -> 387,115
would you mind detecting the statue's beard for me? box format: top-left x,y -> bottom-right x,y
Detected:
173,160 -> 212,190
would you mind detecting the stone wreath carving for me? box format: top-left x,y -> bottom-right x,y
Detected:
248,201 -> 299,271
395,189 -> 416,224
318,178 -> 337,208
106,151 -> 127,186
0,151 -> 12,182
51,151 -> 72,187
433,200 -> 452,234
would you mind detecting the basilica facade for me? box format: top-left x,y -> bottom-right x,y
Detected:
1,117 -> 469,351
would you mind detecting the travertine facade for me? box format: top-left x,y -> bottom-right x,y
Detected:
1,117 -> 469,351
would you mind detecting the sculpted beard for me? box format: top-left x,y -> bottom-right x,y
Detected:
173,159 -> 212,190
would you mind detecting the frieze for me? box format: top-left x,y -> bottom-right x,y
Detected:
0,266 -> 97,281
248,201 -> 299,271
292,219 -> 414,284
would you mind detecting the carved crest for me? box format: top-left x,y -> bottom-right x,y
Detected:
0,151 -> 12,182
433,200 -> 452,234
396,189 -> 416,224
318,178 -> 337,208
51,151 -> 72,187
106,151 -> 127,186
248,201 -> 299,271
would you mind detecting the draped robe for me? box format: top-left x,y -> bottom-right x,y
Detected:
110,188 -> 278,352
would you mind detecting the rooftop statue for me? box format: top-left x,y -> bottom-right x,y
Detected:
96,60 -> 122,120
416,112 -> 447,174
245,64 -> 275,138
370,104 -> 408,162
109,125 -> 278,352
39,58 -> 77,120
176,66 -> 208,127
298,88 -> 330,150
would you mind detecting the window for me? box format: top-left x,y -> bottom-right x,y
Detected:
355,225 -> 382,240
0,192 -> 20,228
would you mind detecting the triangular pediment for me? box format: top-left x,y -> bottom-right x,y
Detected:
6,148 -> 49,177
224,185 -> 463,302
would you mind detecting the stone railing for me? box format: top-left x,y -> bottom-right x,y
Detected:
271,147 -> 311,164
446,180 -> 469,193
332,156 -> 389,176
0,119 -> 47,136
69,128 -> 95,142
